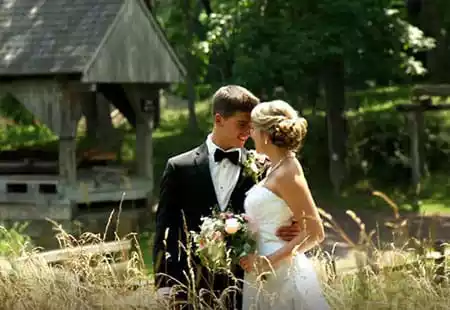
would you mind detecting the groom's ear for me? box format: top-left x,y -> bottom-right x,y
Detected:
214,113 -> 224,126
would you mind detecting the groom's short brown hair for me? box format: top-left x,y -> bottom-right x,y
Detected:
212,85 -> 260,118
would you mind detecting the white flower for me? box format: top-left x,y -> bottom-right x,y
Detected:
224,218 -> 241,234
249,162 -> 259,173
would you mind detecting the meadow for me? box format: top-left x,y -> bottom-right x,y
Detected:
0,86 -> 449,309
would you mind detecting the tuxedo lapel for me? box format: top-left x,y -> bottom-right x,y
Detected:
194,143 -> 218,210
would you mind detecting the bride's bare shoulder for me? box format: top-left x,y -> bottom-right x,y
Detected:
283,158 -> 303,175
276,159 -> 304,184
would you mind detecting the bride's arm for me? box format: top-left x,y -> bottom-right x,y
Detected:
266,167 -> 325,267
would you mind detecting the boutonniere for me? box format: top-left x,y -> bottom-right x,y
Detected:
242,150 -> 270,183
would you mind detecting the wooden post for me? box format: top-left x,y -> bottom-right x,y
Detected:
416,98 -> 430,177
80,91 -> 123,154
135,117 -> 153,182
397,96 -> 450,210
59,136 -> 77,186
407,111 -> 421,212
407,111 -> 421,187
58,82 -> 79,190
123,85 -> 156,201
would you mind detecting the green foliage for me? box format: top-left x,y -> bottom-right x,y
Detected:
230,0 -> 434,94
347,108 -> 450,184
0,94 -> 36,126
0,92 -> 57,150
0,222 -> 32,258
0,125 -> 56,151
155,0 -> 435,102
154,0 -> 211,99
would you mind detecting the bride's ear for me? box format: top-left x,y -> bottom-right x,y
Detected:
263,132 -> 271,145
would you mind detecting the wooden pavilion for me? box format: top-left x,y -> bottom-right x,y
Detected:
0,0 -> 185,222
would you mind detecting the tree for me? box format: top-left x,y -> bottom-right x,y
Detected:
201,0 -> 433,192
155,0 -> 434,192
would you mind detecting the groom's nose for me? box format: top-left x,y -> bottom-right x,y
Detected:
242,125 -> 251,137
239,131 -> 250,141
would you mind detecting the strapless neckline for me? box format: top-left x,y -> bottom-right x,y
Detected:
247,184 -> 285,204
244,184 -> 294,255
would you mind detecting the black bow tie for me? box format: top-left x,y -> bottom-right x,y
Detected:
214,148 -> 240,165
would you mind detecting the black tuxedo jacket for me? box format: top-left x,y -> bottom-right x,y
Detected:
152,143 -> 256,294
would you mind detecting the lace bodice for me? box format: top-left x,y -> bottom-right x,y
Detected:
244,184 -> 293,256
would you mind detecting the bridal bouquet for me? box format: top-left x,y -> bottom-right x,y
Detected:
191,210 -> 257,272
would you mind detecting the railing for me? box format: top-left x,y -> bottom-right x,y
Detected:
7,239 -> 134,280
325,240 -> 450,284
0,238 -> 154,291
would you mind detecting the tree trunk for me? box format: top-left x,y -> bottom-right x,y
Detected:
183,0 -> 198,130
306,76 -> 319,116
322,57 -> 348,194
420,0 -> 450,83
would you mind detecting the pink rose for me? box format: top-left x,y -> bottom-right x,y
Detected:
225,218 -> 241,234
225,211 -> 234,219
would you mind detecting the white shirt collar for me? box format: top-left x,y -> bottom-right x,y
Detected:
206,133 -> 242,162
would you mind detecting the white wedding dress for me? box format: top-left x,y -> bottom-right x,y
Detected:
242,184 -> 330,310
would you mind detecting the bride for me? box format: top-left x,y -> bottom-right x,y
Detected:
239,100 -> 330,310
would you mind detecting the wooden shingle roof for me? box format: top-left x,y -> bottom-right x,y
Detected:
0,0 -> 124,75
0,0 -> 185,83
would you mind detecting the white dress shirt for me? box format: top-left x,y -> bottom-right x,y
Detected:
205,134 -> 242,211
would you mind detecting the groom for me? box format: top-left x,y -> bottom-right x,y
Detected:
152,85 -> 300,309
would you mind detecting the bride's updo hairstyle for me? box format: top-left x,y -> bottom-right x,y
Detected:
251,100 -> 308,152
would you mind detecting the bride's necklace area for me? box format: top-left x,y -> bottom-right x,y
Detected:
265,152 -> 295,179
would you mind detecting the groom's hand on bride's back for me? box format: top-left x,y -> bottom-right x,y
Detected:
276,219 -> 301,242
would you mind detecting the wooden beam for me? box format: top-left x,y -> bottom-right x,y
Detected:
396,103 -> 450,112
0,80 -> 82,136
412,84 -> 450,97
14,240 -> 132,264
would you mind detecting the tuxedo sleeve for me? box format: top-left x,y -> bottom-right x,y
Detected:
152,159 -> 185,288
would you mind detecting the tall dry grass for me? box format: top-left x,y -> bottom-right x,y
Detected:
316,190 -> 450,309
0,211 -> 163,310
0,191 -> 448,309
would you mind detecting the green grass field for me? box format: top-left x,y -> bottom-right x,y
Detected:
1,87 -> 450,307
